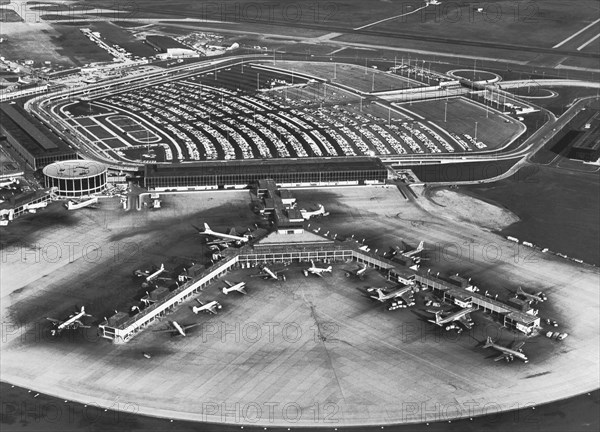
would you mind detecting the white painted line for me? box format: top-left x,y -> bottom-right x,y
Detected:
553,18 -> 600,48
354,5 -> 428,31
327,47 -> 347,56
577,33 -> 600,51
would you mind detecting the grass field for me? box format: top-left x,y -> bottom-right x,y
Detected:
266,60 -> 422,92
81,0 -> 600,52
465,165 -> 600,265
374,1 -> 600,50
403,97 -> 524,150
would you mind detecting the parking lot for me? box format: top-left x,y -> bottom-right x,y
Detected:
50,62 -> 508,165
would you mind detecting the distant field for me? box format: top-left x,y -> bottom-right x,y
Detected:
267,60 -> 422,92
465,164 -> 600,266
374,0 -> 600,51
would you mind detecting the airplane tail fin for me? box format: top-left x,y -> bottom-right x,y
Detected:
483,336 -> 494,348
222,287 -> 228,295
417,241 -> 425,252
159,263 -> 164,271
326,266 -> 332,272
517,286 -> 524,295
204,223 -> 210,232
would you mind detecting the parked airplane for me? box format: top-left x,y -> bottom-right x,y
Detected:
153,320 -> 203,337
345,263 -> 368,280
192,299 -> 222,314
46,306 -> 92,336
427,306 -> 477,331
222,280 -> 247,295
303,260 -> 332,277
0,178 -> 19,189
133,264 -> 166,282
516,286 -> 547,304
483,337 -> 529,363
300,204 -> 330,220
140,291 -> 156,306
25,201 -> 48,211
367,286 -> 415,307
65,196 -> 99,210
252,266 -> 286,281
193,223 -> 251,246
398,241 -> 426,258
145,264 -> 165,282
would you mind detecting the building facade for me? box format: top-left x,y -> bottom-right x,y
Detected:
43,159 -> 107,197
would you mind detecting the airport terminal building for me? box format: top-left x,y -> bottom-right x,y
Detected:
0,103 -> 77,170
43,160 -> 108,197
143,157 -> 388,190
99,228 -> 540,343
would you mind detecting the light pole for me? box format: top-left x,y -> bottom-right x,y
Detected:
444,99 -> 447,123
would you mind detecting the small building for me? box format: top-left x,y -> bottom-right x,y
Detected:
569,123 -> 600,162
145,36 -> 196,57
98,311 -> 130,340
141,287 -> 170,305
278,189 -> 296,207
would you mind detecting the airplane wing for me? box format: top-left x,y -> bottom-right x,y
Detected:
207,239 -> 230,245
191,224 -> 205,234
181,322 -> 204,330
457,313 -> 473,329
510,341 -> 525,352
46,318 -> 61,324
153,328 -> 179,334
228,227 -> 239,236
238,287 -> 247,294
399,290 -> 414,305
493,353 -> 509,362
224,280 -> 233,287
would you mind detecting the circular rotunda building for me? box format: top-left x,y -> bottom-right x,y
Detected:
43,159 -> 107,197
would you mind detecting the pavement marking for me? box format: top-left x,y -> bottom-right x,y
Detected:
354,5 -> 429,31
577,33 -> 600,51
553,18 -> 600,48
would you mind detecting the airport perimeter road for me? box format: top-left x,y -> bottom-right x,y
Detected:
1,188 -> 598,427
